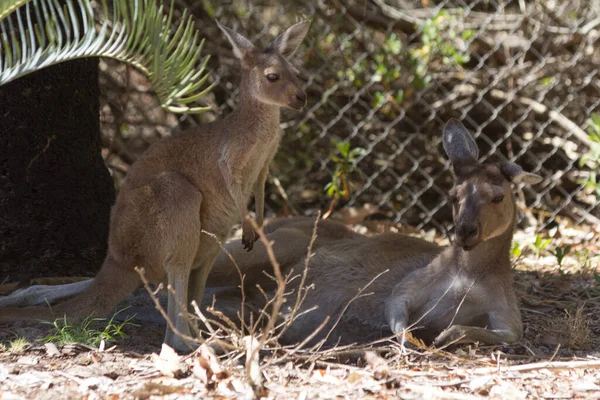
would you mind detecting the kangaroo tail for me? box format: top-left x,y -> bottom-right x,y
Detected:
0,279 -> 93,307
0,256 -> 140,323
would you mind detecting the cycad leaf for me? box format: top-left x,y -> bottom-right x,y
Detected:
0,0 -> 213,114
0,1 -> 31,21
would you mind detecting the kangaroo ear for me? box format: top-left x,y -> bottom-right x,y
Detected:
266,20 -> 311,59
500,162 -> 543,184
216,21 -> 257,62
442,118 -> 479,165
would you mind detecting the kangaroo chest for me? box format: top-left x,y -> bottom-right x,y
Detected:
202,128 -> 280,237
410,273 -> 495,338
240,130 -> 281,196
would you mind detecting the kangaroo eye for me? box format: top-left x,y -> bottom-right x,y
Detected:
266,74 -> 279,82
449,195 -> 459,204
492,195 -> 504,204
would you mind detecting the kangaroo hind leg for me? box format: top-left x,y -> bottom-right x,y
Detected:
165,266 -> 197,352
143,171 -> 203,353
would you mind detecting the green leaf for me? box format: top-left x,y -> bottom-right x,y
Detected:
511,242 -> 522,258
373,91 -> 386,108
454,53 -> 470,64
394,89 -> 404,103
0,1 -> 31,20
0,0 -> 213,114
591,113 -> 600,129
335,140 -> 350,157
325,182 -> 335,197
461,29 -> 475,40
349,147 -> 367,159
384,33 -> 401,55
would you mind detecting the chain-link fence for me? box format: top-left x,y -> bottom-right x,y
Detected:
99,0 -> 600,234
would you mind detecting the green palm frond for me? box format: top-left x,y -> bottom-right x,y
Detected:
0,1 -> 31,20
0,0 -> 213,113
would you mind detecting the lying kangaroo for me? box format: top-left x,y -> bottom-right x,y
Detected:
201,119 -> 543,347
3,120 -> 542,347
0,20 -> 311,352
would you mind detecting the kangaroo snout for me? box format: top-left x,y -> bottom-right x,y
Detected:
456,223 -> 480,251
288,89 -> 307,110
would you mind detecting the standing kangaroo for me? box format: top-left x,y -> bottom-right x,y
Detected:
0,20 -> 311,352
199,119 -> 543,347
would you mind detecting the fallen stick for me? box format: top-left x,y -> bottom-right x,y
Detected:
473,359 -> 600,375
489,89 -> 593,148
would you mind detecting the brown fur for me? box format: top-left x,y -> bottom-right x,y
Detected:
201,119 -> 543,347
0,20 -> 311,352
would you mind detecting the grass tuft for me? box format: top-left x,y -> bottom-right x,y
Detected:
41,308 -> 137,348
564,306 -> 592,350
7,337 -> 30,354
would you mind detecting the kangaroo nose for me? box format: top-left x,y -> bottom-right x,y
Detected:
296,91 -> 307,104
465,225 -> 478,240
457,223 -> 479,250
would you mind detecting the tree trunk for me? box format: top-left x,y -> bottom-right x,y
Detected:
0,58 -> 115,283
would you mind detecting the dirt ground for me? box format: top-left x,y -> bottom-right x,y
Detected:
1,220 -> 599,399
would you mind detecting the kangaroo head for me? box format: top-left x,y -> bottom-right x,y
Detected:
442,119 -> 543,251
217,20 -> 310,110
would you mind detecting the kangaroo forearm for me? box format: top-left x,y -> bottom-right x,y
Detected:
254,188 -> 265,226
228,183 -> 248,222
385,294 -> 410,335
230,189 -> 248,223
253,171 -> 268,227
219,161 -> 248,222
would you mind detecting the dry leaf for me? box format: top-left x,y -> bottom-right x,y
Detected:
192,344 -> 230,388
44,343 -> 60,358
201,344 -> 228,380
489,382 -> 527,399
468,376 -> 493,393
16,356 -> 39,366
347,371 -> 362,384
131,382 -> 183,399
573,379 -> 600,392
151,344 -> 188,379
364,351 -> 389,380
243,335 -> 263,387
193,357 -> 210,386
312,369 -> 340,384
